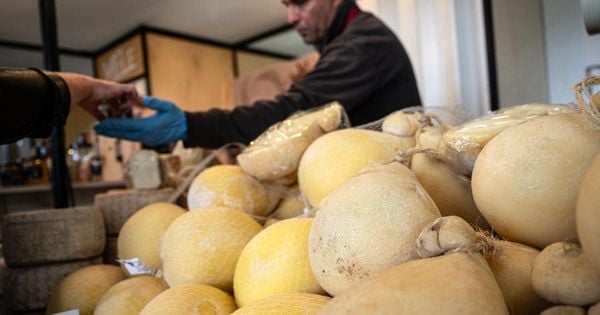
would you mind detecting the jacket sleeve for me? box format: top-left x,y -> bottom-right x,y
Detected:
0,69 -> 71,144
184,34 -> 401,149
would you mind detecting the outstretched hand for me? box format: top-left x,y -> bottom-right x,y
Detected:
94,96 -> 188,147
58,73 -> 138,120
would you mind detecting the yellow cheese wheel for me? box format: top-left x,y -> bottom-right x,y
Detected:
161,207 -> 262,291
320,253 -> 508,314
234,218 -> 324,307
187,165 -> 272,216
117,202 -> 186,270
484,241 -> 550,315
576,155 -> 600,270
46,265 -> 126,315
232,293 -> 330,315
139,283 -> 237,315
298,129 -> 415,208
94,275 -> 168,315
473,113 -> 600,249
271,185 -> 305,219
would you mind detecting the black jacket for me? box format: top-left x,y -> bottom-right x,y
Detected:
0,69 -> 70,144
184,2 -> 421,148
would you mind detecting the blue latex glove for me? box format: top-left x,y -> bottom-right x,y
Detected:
94,96 -> 188,147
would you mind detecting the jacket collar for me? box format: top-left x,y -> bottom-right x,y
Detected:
317,0 -> 360,52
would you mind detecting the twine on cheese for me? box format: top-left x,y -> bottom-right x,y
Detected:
573,76 -> 600,131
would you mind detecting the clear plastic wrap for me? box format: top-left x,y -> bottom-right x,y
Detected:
440,103 -> 577,176
355,105 -> 474,132
237,101 -> 350,181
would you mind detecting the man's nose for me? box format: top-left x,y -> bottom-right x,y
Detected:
287,6 -> 300,25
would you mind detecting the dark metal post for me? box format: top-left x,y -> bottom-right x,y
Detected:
483,0 -> 499,111
39,0 -> 72,208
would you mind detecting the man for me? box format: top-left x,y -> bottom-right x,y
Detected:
0,69 -> 137,144
96,0 -> 422,148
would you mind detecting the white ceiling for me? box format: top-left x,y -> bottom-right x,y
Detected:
0,0 -> 313,56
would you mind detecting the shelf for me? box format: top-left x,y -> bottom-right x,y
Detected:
0,181 -> 126,195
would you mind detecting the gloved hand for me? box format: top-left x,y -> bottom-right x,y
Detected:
94,96 -> 188,147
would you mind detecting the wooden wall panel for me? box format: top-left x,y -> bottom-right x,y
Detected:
95,35 -> 144,82
146,33 -> 235,111
236,51 -> 288,77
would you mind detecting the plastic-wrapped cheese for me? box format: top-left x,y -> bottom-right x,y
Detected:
94,276 -> 168,315
382,111 -> 425,136
232,293 -> 330,315
441,104 -> 575,175
46,265 -> 126,315
118,202 -> 186,270
161,207 -> 262,291
187,165 -> 272,216
139,283 -> 236,315
237,102 -> 346,181
298,129 -> 415,208
234,218 -> 324,307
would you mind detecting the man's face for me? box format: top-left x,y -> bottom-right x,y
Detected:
282,0 -> 342,45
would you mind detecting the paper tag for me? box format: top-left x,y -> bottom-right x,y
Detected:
53,310 -> 80,315
116,258 -> 161,277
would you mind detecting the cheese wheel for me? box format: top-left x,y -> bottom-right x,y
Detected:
298,129 -> 415,208
46,264 -> 125,315
94,276 -> 168,315
234,218 -> 324,307
187,165 -> 272,216
2,207 -> 105,267
94,188 -> 175,235
161,207 -> 262,291
473,113 -> 600,249
4,257 -> 101,311
139,283 -> 236,315
320,253 -> 508,314
118,202 -> 186,270
271,185 -> 305,219
576,155 -> 600,270
232,293 -> 330,315
484,241 -> 550,315
309,162 -> 440,296
442,104 -> 574,175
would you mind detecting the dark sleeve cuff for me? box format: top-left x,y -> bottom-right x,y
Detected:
46,72 -> 71,126
26,70 -> 72,139
182,110 -> 247,149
